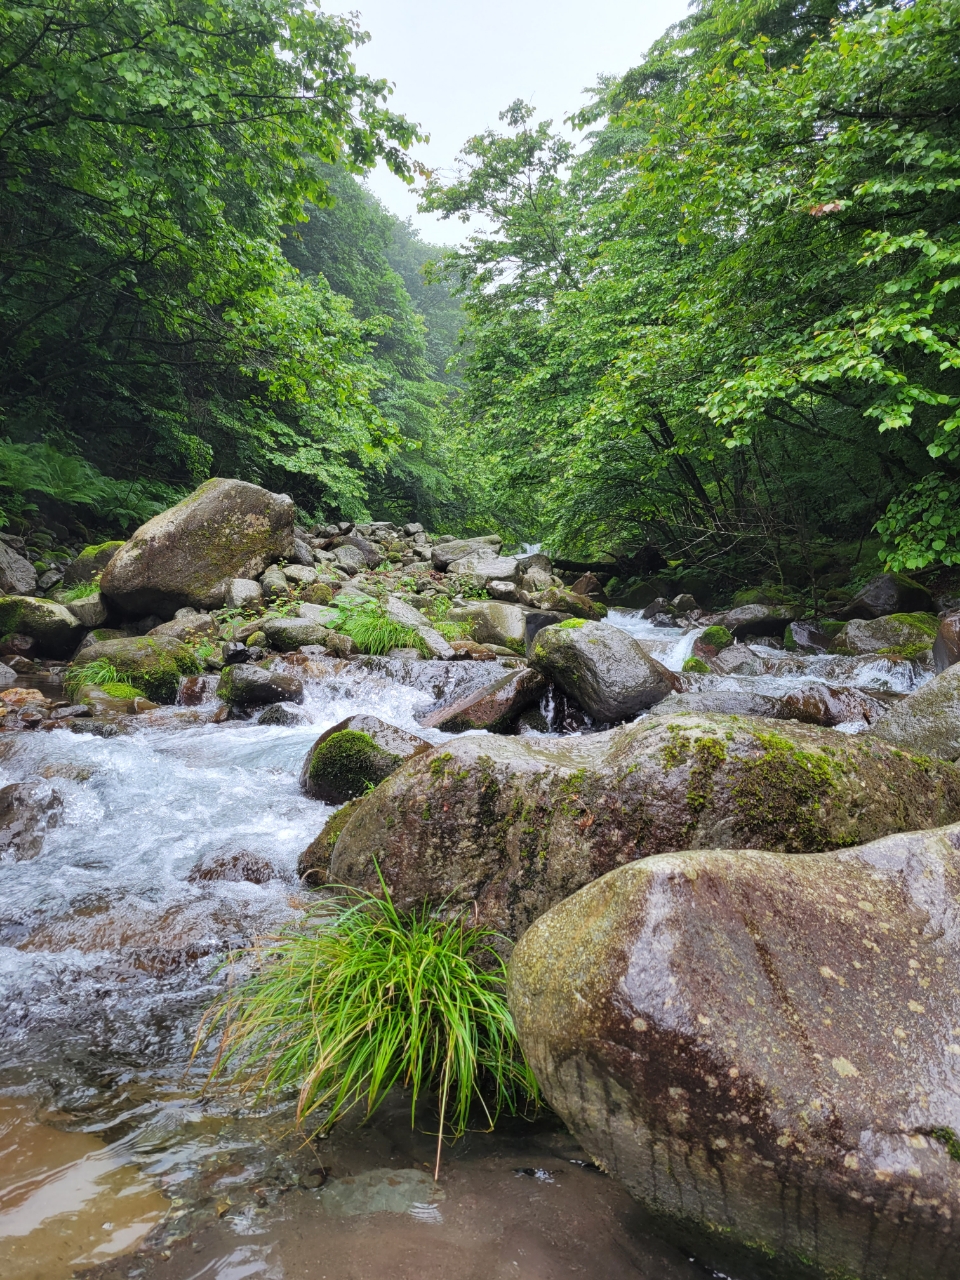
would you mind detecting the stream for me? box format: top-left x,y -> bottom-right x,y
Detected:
0,611 -> 931,1279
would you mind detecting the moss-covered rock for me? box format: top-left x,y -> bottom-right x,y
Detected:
509,827 -> 960,1280
62,541 -> 124,587
536,587 -> 607,621
699,625 -> 733,650
838,570 -> 932,620
0,596 -> 85,657
831,611 -> 939,657
299,714 -> 427,803
99,478 -> 295,617
296,798 -> 364,885
327,713 -> 960,939
73,635 -> 201,702
681,656 -> 711,673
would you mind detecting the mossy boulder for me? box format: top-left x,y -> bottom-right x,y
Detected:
0,596 -> 85,657
681,656 -> 711,674
531,619 -> 676,722
74,635 -> 201,702
536,586 -> 607,621
509,826 -> 960,1280
100,478 -> 295,617
831,611 -> 939,658
62,541 -> 124,587
838,570 -> 932,620
299,714 -> 428,804
325,713 -> 960,940
327,711 -> 960,942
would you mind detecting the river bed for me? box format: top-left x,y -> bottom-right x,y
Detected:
0,610 -> 928,1278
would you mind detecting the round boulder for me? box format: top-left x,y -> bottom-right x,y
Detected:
0,596 -> 84,657
216,663 -> 303,706
73,635 -> 202,702
100,479 -> 295,617
530,619 -> 676,722
509,826 -> 960,1280
299,715 -> 428,804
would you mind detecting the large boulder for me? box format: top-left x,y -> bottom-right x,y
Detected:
446,553 -> 523,584
419,666 -> 547,733
62,540 -> 125,587
330,533 -> 382,568
216,662 -> 303,706
656,680 -> 889,729
508,826 -> 960,1280
325,713 -> 960,940
839,571 -> 932,620
0,541 -> 37,595
261,616 -> 331,651
869,663 -> 960,760
100,478 -> 295,617
530,620 -> 676,722
533,586 -> 606,621
74,635 -> 201,702
431,535 -> 502,571
447,601 -> 528,653
832,612 -> 939,657
299,715 -> 427,803
0,596 -> 84,657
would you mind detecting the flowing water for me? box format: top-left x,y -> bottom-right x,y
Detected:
0,618 -> 926,1277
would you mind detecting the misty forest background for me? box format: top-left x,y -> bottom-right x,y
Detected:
0,0 -> 957,605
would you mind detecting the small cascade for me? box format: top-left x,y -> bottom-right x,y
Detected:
604,609 -> 703,671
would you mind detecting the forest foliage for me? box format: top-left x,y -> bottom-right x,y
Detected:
1,0 -> 958,589
422,0 -> 960,587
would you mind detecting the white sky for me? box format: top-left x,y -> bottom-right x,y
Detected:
347,0 -> 692,246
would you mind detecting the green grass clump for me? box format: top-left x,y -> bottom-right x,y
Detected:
64,658 -> 121,699
62,576 -> 102,601
334,600 -> 429,656
197,877 -> 539,1177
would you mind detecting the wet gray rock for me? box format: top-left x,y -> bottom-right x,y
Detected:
508,826 -> 960,1280
257,703 -> 307,727
260,617 -> 331,651
216,663 -> 304,706
419,666 -> 547,733
715,603 -> 795,638
187,849 -> 275,884
282,563 -> 317,586
869,663 -> 960,760
259,564 -> 289,601
65,592 -> 108,628
431,535 -> 502,571
446,553 -> 523,584
332,544 -> 366,574
658,680 -> 889,729
530,620 -> 675,721
934,612 -> 960,673
331,533 -> 382,568
100,479 -> 295,616
0,541 -> 37,595
447,601 -> 527,652
226,578 -> 263,609
149,612 -> 217,642
382,595 -> 454,660
839,571 -> 933,620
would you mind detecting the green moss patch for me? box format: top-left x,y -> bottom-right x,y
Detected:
307,729 -> 402,801
731,729 -> 843,852
557,617 -> 586,629
700,625 -> 733,650
682,656 -> 711,673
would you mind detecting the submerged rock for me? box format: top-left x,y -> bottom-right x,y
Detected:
419,666 -> 547,733
839,571 -> 933,620
326,713 -> 960,939
869,664 -> 960,761
76,635 -> 201,703
531,620 -> 676,722
0,596 -> 85,657
0,779 -> 63,860
508,825 -> 960,1280
100,478 -> 295,616
299,714 -> 427,804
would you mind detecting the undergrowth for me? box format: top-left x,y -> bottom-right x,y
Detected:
62,576 -> 101,601
333,599 -> 429,656
196,875 -> 539,1177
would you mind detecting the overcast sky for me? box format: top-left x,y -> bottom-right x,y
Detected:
347,0 -> 692,245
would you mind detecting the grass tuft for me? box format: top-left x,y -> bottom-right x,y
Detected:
64,658 -> 123,699
196,875 -> 539,1177
62,576 -> 101,601
334,599 -> 429,656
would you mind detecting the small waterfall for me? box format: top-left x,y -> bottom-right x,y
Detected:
604,609 -> 703,672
